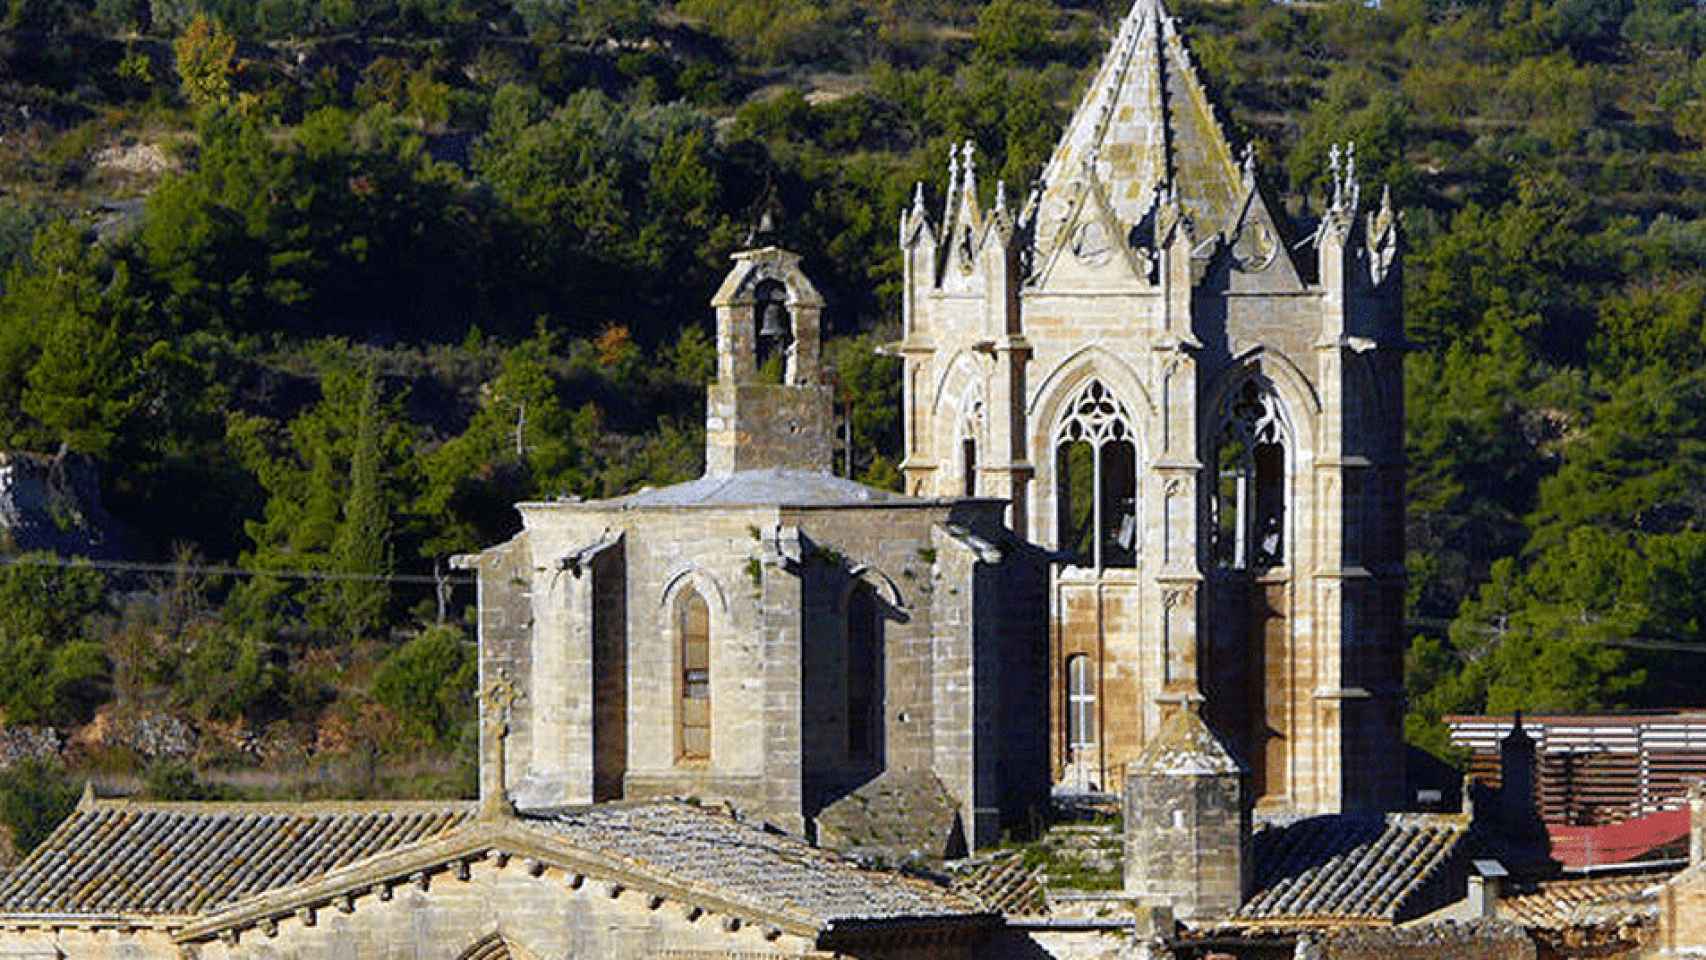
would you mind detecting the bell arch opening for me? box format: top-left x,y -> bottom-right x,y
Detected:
1207,373 -> 1294,806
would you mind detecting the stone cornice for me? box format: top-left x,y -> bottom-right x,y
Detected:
172,819 -> 829,946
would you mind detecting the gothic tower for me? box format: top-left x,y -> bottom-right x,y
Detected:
897,0 -> 1405,814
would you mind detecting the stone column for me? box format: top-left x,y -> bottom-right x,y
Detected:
760,527 -> 807,836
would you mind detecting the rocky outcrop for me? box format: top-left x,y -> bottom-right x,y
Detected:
0,452 -> 131,559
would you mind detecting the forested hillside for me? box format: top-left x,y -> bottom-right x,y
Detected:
0,0 -> 1704,819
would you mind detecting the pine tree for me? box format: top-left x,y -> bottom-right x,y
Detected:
329,367 -> 391,642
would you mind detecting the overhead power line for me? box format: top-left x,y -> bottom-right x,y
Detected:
0,554 -> 473,587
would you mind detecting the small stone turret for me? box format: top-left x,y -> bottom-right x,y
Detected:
705,246 -> 835,476
1123,706 -> 1249,921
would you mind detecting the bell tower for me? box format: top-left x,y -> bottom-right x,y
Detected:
897,0 -> 1405,814
706,245 -> 836,476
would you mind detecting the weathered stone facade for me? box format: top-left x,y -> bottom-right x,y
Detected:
897,0 -> 1405,815
1122,708 -> 1249,921
467,245 -> 1049,854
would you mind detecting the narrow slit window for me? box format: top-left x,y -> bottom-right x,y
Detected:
679,589 -> 711,761
847,583 -> 882,761
1067,654 -> 1096,755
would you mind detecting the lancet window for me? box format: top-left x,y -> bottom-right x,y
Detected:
1066,654 -> 1096,757
678,588 -> 711,761
847,582 -> 883,762
1212,378 -> 1289,572
1054,380 -> 1140,569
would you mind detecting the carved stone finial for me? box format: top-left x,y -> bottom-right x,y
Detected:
912,181 -> 926,213
995,180 -> 1008,216
961,140 -> 978,191
1241,144 -> 1256,187
1328,143 -> 1343,210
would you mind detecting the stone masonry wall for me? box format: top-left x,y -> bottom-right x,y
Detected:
1295,921 -> 1535,960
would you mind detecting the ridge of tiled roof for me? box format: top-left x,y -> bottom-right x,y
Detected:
1235,813 -> 1469,924
0,799 -> 476,919
520,803 -> 988,928
0,798 -> 990,941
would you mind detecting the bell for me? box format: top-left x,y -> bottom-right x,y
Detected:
759,301 -> 789,340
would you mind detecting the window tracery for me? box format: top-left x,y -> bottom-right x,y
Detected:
1054,379 -> 1140,569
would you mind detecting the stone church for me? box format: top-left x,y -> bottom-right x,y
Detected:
896,0 -> 1405,813
458,243 -> 1050,854
0,0 -> 1453,956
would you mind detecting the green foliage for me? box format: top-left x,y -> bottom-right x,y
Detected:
0,761 -> 78,857
675,0 -> 834,64
372,625 -> 476,747
174,628 -> 285,723
418,323 -> 584,557
0,224 -> 143,456
973,0 -> 1053,65
173,15 -> 236,108
0,557 -> 109,725
232,349 -> 414,640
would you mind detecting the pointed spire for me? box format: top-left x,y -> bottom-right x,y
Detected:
79,780 -> 96,810
1241,144 -> 1256,189
901,181 -> 933,249
1344,141 -> 1360,212
995,180 -> 1008,217
961,140 -> 979,200
1028,0 -> 1249,271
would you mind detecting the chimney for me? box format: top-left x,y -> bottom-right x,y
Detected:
1690,780 -> 1706,867
1499,712 -> 1538,829
1468,860 -> 1508,919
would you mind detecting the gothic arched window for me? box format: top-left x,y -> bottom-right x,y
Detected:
1213,378 -> 1289,572
678,588 -> 711,761
1054,380 -> 1140,569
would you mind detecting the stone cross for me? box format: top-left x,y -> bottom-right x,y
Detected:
479,671 -> 522,819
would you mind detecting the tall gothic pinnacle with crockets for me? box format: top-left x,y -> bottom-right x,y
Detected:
897,0 -> 1406,816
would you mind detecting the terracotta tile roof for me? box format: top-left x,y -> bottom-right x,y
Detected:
522,803 -> 987,927
1235,814 -> 1468,923
1548,808 -> 1690,869
949,852 -> 1049,917
1498,876 -> 1665,931
0,800 -> 474,918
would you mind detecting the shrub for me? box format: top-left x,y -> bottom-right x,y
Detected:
0,760 -> 78,857
372,626 -> 475,748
